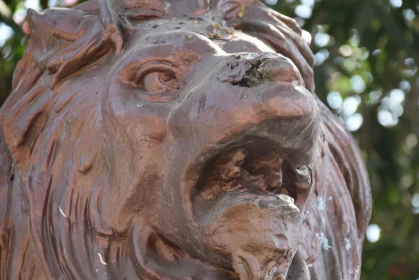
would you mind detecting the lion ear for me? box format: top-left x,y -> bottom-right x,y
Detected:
27,1 -> 123,89
27,8 -> 89,69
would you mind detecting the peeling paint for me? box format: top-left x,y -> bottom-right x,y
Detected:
315,232 -> 332,250
345,238 -> 351,251
318,196 -> 326,211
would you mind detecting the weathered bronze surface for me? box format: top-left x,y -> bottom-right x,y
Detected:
0,1 -> 371,279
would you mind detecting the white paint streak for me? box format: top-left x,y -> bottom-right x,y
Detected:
98,253 -> 107,265
307,264 -> 313,268
315,232 -> 332,250
345,238 -> 352,251
59,206 -> 67,218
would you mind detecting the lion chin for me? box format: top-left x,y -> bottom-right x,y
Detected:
0,0 -> 371,280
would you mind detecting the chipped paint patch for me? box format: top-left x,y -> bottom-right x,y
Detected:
315,232 -> 332,250
345,238 -> 351,251
318,196 -> 326,211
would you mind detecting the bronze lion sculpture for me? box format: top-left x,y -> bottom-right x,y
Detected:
0,0 -> 371,279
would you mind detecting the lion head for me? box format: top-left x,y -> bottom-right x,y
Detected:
0,1 -> 371,279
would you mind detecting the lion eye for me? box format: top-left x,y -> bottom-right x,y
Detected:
140,71 -> 180,93
122,61 -> 182,93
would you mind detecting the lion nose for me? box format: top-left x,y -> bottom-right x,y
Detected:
217,53 -> 302,87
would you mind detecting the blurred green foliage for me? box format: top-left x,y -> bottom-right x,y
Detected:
0,0 -> 418,279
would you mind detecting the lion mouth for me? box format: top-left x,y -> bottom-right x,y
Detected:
189,136 -> 312,220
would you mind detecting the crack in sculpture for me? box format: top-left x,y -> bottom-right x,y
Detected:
0,0 -> 371,279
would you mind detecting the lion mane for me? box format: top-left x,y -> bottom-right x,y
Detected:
0,1 -> 371,279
